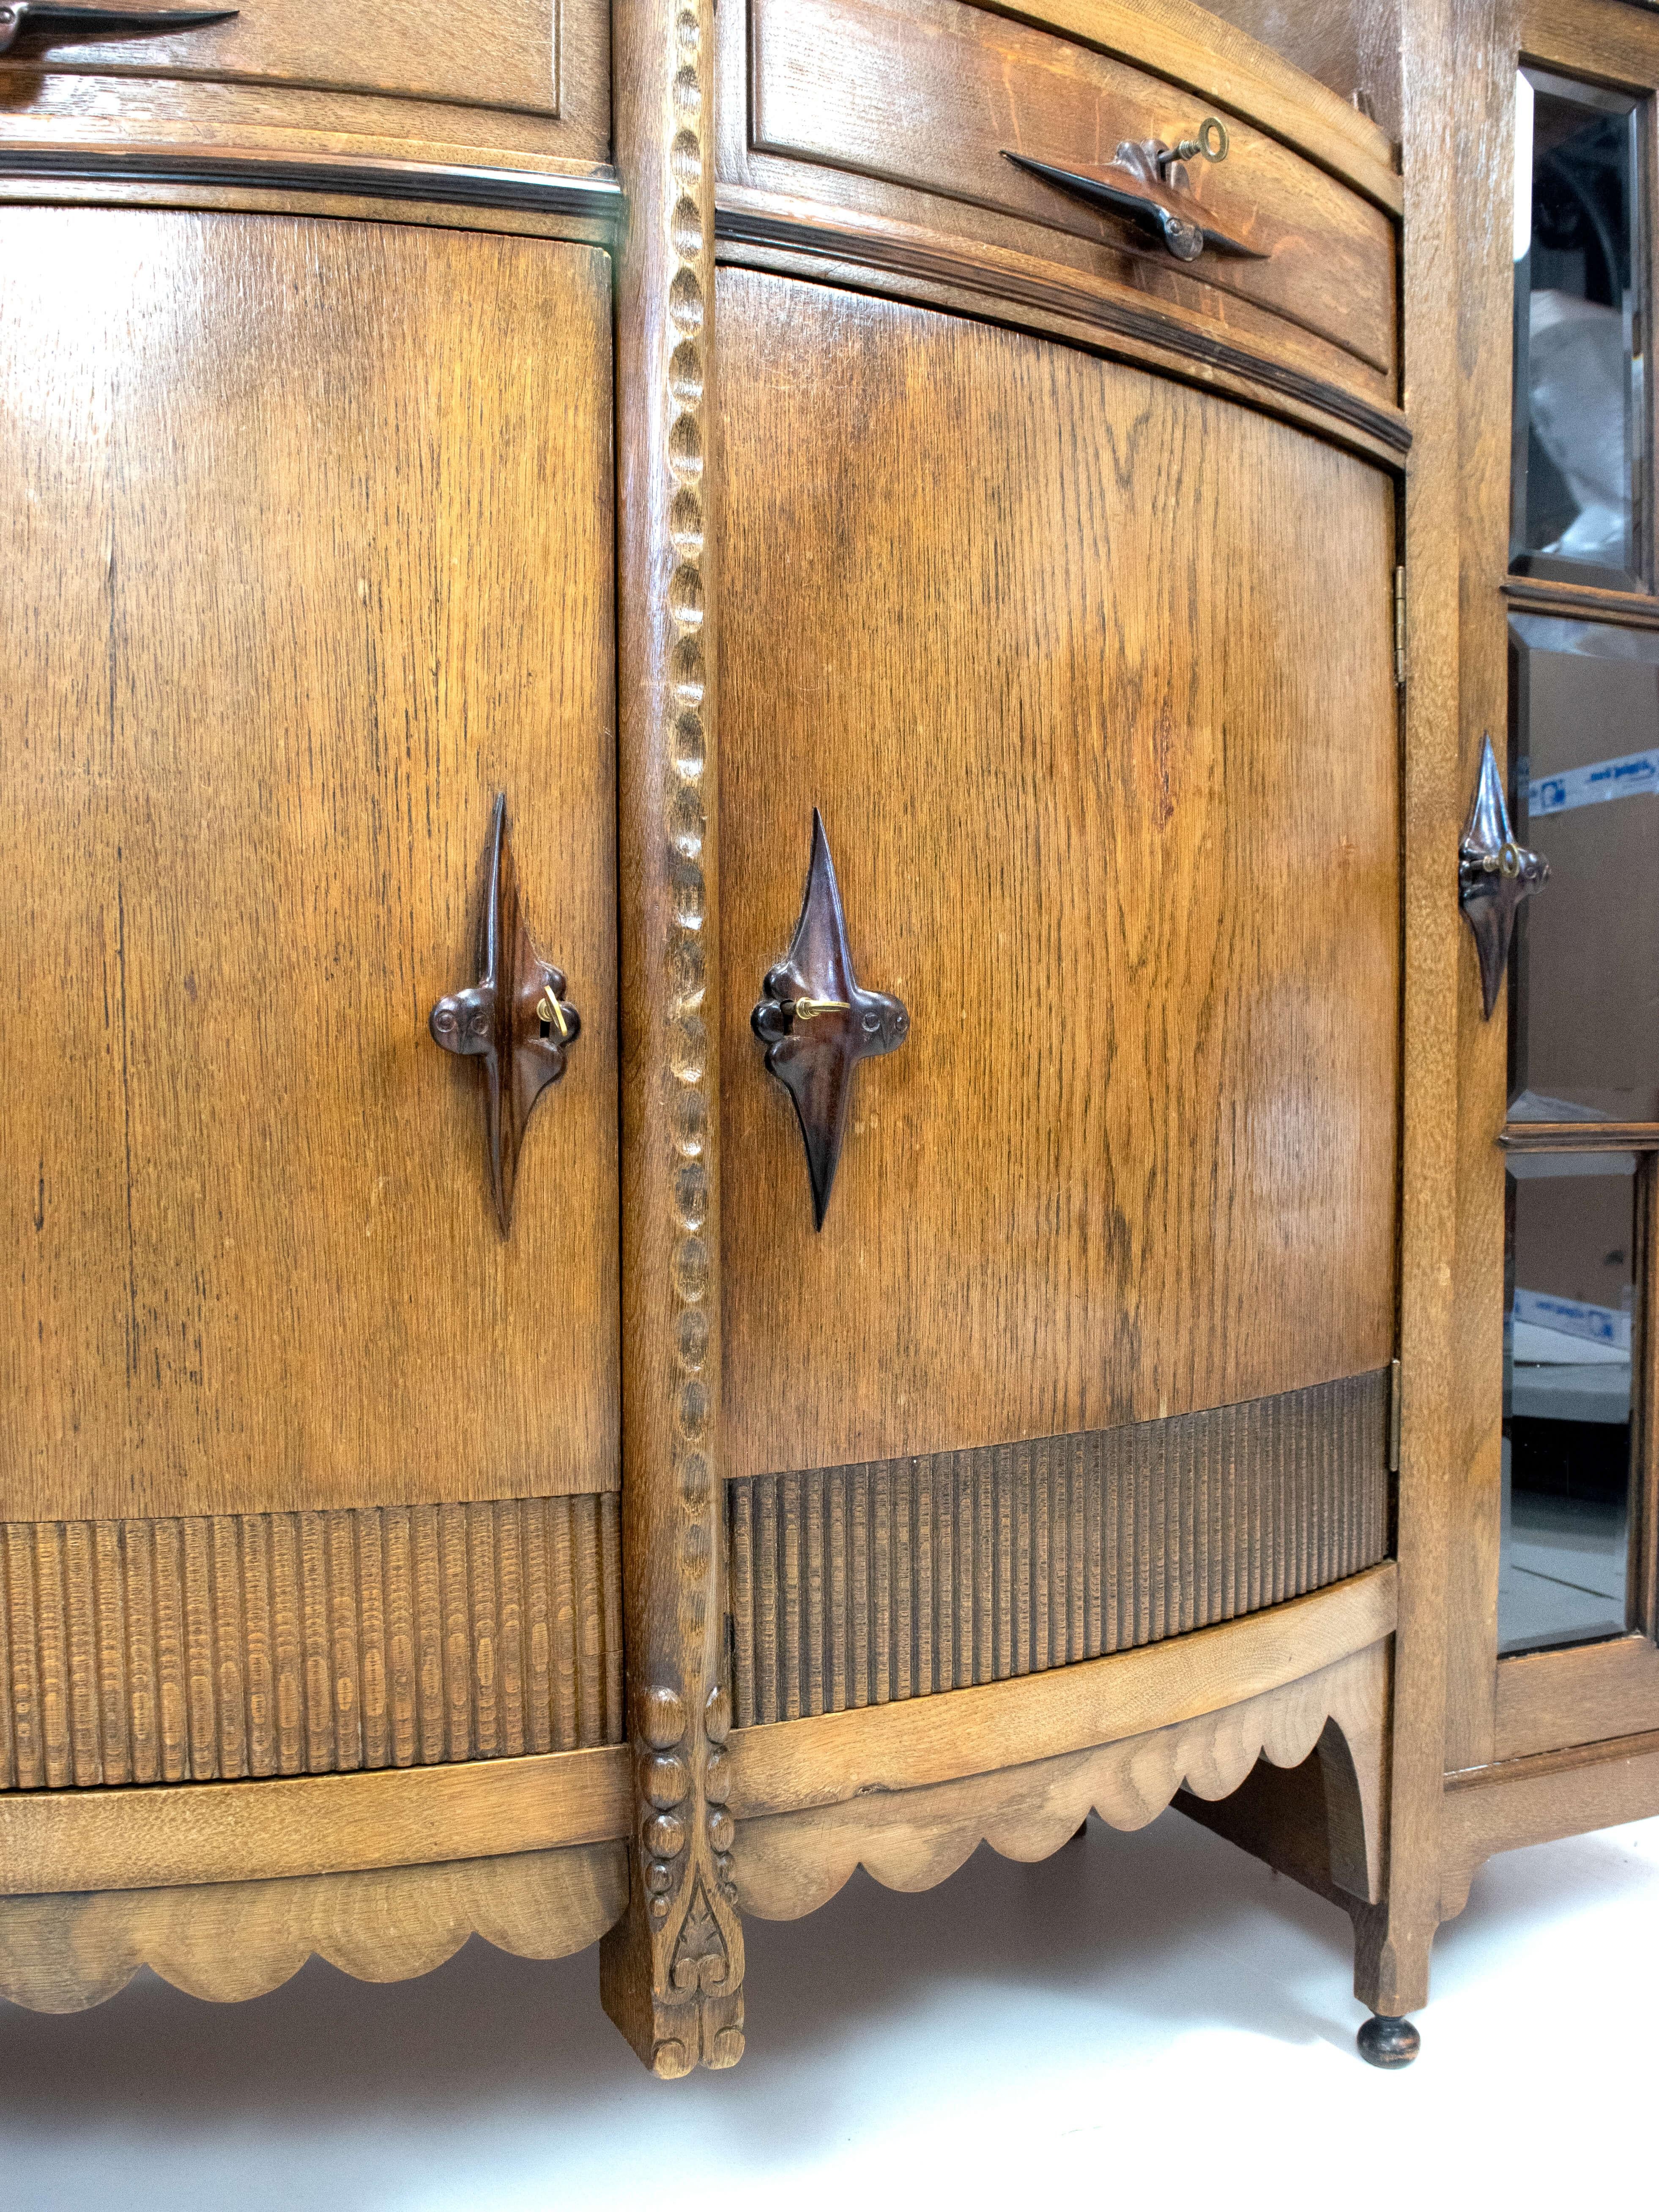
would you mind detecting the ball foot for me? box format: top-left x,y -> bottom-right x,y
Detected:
1357,2013 -> 1421,2069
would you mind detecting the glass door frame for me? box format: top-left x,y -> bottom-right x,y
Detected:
1448,0 -> 1659,1775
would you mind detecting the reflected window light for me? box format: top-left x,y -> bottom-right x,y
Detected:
1515,68 -> 1535,264
1508,614 -> 1659,1123
1511,70 -> 1644,590
1500,1155 -> 1637,1655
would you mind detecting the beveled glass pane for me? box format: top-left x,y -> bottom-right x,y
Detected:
1509,614 -> 1659,1122
1512,70 -> 1643,589
1500,1155 -> 1636,1655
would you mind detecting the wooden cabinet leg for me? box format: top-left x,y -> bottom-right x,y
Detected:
1349,1894 -> 1436,2022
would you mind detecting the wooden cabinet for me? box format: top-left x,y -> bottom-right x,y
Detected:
4,0 -> 1643,2084
0,0 -> 1413,2056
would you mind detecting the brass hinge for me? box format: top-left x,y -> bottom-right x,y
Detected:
1393,565 -> 1407,687
1388,1356 -> 1402,1472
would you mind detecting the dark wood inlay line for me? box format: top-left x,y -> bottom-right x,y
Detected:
0,147 -> 624,220
714,205 -> 1412,454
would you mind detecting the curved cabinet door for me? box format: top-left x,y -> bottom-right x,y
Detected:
718,274 -> 1398,1714
0,210 -> 619,1787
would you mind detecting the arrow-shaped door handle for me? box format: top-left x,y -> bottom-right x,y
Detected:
0,4 -> 237,54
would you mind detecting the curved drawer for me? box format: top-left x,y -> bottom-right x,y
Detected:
720,0 -> 1399,416
0,0 -> 608,167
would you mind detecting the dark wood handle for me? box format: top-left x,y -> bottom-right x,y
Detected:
0,4 -> 237,53
1002,126 -> 1266,265
1459,734 -> 1549,1019
751,810 -> 909,1231
429,792 -> 580,1237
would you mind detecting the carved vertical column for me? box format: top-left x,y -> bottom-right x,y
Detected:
600,0 -> 743,2075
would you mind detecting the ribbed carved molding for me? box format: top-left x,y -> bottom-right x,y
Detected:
0,1494 -> 623,1790
729,1372 -> 1390,1727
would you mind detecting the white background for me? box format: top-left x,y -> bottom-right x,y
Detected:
3,1806 -> 1654,2212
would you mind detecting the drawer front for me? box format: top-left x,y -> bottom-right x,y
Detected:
741,0 -> 1396,395
0,0 -> 608,162
1,0 -> 554,113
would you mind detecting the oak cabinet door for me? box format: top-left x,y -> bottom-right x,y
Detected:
1,210 -> 618,1531
719,274 -> 1399,1492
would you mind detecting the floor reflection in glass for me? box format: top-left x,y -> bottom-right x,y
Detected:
1500,1446 -> 1629,1653
1499,1155 -> 1634,1655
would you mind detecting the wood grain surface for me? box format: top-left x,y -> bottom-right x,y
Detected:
1442,1726 -> 1659,1919
1439,0 -> 1517,1777
0,1738 -> 630,1896
712,204 -> 1408,463
0,1840 -> 627,2012
1502,572 -> 1659,632
0,1495 -> 622,1790
731,1371 -> 1391,1727
1199,0 -> 1402,145
0,208 -> 617,1525
1336,0 -> 1463,2023
1494,1634 -> 1659,1766
718,271 -> 1400,1486
0,0 -> 610,165
715,0 -> 1398,215
743,0 -> 1397,385
0,0 -> 562,112
961,0 -> 1400,208
736,1639 -> 1387,1916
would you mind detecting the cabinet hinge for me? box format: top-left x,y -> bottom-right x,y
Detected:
1388,1356 -> 1402,1473
1393,565 -> 1407,687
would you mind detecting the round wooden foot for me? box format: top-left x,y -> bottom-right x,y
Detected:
1357,2014 -> 1421,2069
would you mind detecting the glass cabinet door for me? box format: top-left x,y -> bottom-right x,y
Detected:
1476,20 -> 1659,1761
1499,615 -> 1657,1667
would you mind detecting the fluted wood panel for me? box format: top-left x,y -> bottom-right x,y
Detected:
0,1496 -> 622,1790
729,1373 -> 1390,1727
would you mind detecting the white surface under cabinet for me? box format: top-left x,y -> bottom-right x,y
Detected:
0,1808 -> 1654,2212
